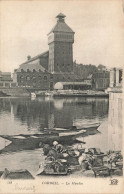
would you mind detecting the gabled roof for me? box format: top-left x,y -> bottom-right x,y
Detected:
21,51 -> 49,65
0,72 -> 11,76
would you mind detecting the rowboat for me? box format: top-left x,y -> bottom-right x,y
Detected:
59,129 -> 86,136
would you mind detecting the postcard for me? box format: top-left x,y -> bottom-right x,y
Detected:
0,0 -> 123,193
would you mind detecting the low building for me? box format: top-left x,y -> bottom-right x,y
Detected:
0,72 -> 18,88
92,70 -> 110,91
54,80 -> 92,90
0,72 -> 12,81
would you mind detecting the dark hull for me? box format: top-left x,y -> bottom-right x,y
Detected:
0,125 -> 100,154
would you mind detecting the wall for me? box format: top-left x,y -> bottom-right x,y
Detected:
92,71 -> 110,90
108,92 -> 122,151
16,71 -> 50,90
0,88 -> 30,97
54,42 -> 73,73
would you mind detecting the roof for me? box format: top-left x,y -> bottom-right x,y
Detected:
21,51 -> 49,65
16,63 -> 45,73
0,72 -> 11,76
56,13 -> 66,18
48,14 -> 74,34
56,82 -> 91,86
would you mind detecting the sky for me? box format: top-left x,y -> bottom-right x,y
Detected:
0,0 -> 124,72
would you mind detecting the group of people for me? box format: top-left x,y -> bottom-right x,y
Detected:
40,141 -> 97,174
38,141 -> 123,175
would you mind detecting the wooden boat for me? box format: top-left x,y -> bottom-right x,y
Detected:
1,168 -> 34,179
59,129 -> 86,137
37,169 -> 69,176
0,124 -> 100,154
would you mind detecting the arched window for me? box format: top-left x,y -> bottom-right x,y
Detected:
50,74 -> 53,79
32,76 -> 36,82
38,76 -> 42,82
38,76 -> 42,80
26,76 -> 30,81
44,76 -> 47,81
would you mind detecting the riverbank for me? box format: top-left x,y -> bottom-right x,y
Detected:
0,88 -> 109,98
0,91 -> 10,97
36,90 -> 109,98
0,88 -> 30,97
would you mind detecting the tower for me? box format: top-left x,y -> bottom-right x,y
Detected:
48,13 -> 75,73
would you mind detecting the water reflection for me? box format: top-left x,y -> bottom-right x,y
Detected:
0,97 -> 109,136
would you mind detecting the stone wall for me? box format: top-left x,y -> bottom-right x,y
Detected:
108,92 -> 122,151
0,88 -> 30,97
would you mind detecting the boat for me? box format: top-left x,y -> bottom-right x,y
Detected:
37,169 -> 69,176
1,168 -> 34,179
59,129 -> 86,137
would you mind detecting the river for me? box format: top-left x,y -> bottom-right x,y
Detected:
0,96 -> 109,176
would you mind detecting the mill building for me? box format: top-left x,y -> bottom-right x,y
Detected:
13,13 -> 92,91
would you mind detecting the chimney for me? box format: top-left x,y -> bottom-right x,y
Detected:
27,55 -> 31,60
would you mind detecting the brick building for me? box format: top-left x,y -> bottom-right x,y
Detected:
13,51 -> 50,90
13,13 -> 76,90
14,13 -> 109,91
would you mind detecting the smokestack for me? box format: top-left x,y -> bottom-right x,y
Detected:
27,55 -> 31,60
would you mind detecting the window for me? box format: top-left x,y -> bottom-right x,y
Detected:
11,83 -> 16,87
50,74 -> 53,79
38,76 -> 42,80
32,76 -> 36,82
26,76 -> 30,81
0,83 -> 3,87
44,76 -> 47,81
5,83 -> 10,87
